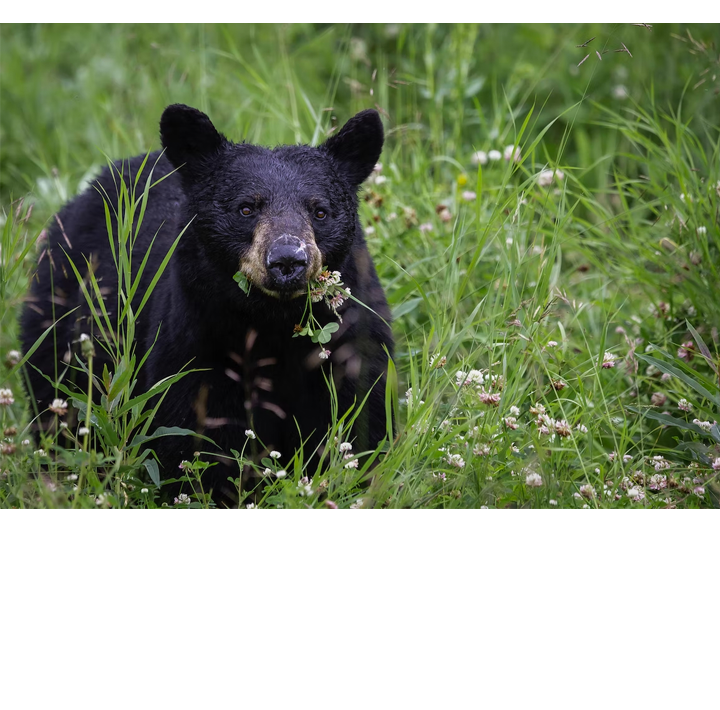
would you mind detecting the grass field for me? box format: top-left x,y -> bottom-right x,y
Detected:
1,23 -> 719,508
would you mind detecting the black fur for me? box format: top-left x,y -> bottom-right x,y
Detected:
21,105 -> 393,505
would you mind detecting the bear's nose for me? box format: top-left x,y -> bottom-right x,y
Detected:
266,236 -> 308,288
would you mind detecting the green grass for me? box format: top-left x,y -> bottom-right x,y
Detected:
1,23 -> 719,508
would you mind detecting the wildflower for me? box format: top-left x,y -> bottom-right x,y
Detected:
261,468 -> 272,476
677,399 -> 692,412
419,222 -> 433,233
648,474 -> 668,491
612,85 -> 629,100
608,451 -> 617,462
49,399 -> 67,417
504,417 -> 519,430
651,392 -> 667,407
627,487 -> 644,501
474,444 -> 490,456
78,426 -> 90,436
546,340 -> 558,348
0,443 -> 15,455
140,488 -> 149,494
96,495 -> 107,506
579,484 -> 596,499
349,498 -> 364,509
437,206 -> 452,223
471,150 -> 488,166
461,190 -> 477,202
178,460 -> 191,471
712,458 -> 720,471
529,403 -> 546,416
503,144 -> 521,162
429,354 -> 447,369
297,481 -> 314,496
325,500 -> 338,509
79,333 -> 95,358
479,391 -> 501,406
275,469 -> 287,479
677,341 -> 695,362
488,149 -> 502,161
5,350 -> 21,368
551,380 -> 566,391
652,456 -> 671,471
692,419 -> 713,432
549,499 -> 558,506
525,472 -> 543,487
694,486 -> 705,497
339,442 -> 353,452
246,503 -> 257,509
696,226 -> 707,235
466,370 -> 484,385
245,429 -> 256,439
555,420 -> 572,438
174,493 -> 191,505
601,351 -> 618,368
310,289 -> 324,303
575,424 -> 588,434
318,348 -> 331,360
509,406 -> 520,417
0,389 -> 15,406
538,170 -> 554,187
270,451 -> 281,459
446,453 -> 465,468
433,472 -> 447,482
344,459 -> 359,469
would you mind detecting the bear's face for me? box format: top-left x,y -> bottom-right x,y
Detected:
160,105 -> 383,300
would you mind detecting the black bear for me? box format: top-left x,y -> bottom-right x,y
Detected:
21,104 -> 394,504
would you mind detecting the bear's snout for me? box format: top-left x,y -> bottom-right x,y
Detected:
266,235 -> 309,290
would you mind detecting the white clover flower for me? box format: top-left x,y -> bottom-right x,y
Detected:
34,449 -> 47,456
446,453 -> 465,468
471,150 -> 488,165
433,472 -> 447,482
652,456 -> 672,471
349,498 -> 364,509
373,175 -> 387,186
344,459 -> 359,469
525,472 -> 543,487
5,350 -> 21,367
601,351 -> 618,368
0,388 -> 15,406
140,488 -> 149,494
546,340 -> 558,348
262,468 -> 272,476
78,426 -> 90,436
270,450 -> 281,459
549,499 -> 558,506
245,429 -> 256,439
461,190 -> 477,202
455,370 -> 467,386
275,469 -> 287,479
579,484 -> 596,499
246,502 -> 256,509
429,354 -> 447,369
174,493 -> 191,505
339,442 -> 353,452
555,420 -> 572,437
488,149 -> 502,161
466,369 -> 484,385
48,399 -> 67,417
503,144 -> 521,162
419,222 -> 433,233
575,424 -> 588,434
319,348 -> 331,360
697,226 -> 707,235
627,487 -> 644,501
178,460 -> 191,471
509,405 -> 520,417
474,444 -> 490,456
692,419 -> 713,432
713,458 -> 720,471
613,85 -> 629,100
677,399 -> 692,412
479,391 -> 501,406
504,416 -> 519,430
67,474 -> 78,482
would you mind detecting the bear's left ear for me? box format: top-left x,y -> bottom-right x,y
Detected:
321,109 -> 384,188
160,104 -> 227,170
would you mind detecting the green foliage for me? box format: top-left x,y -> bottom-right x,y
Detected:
1,23 -> 719,508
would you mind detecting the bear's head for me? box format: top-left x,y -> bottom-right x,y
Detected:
160,104 -> 383,302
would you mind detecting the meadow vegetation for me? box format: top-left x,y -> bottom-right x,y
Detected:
1,23 -> 719,508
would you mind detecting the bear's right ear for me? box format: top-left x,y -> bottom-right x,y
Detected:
160,104 -> 227,170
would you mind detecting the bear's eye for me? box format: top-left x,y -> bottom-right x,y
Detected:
239,205 -> 255,217
314,208 -> 327,221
